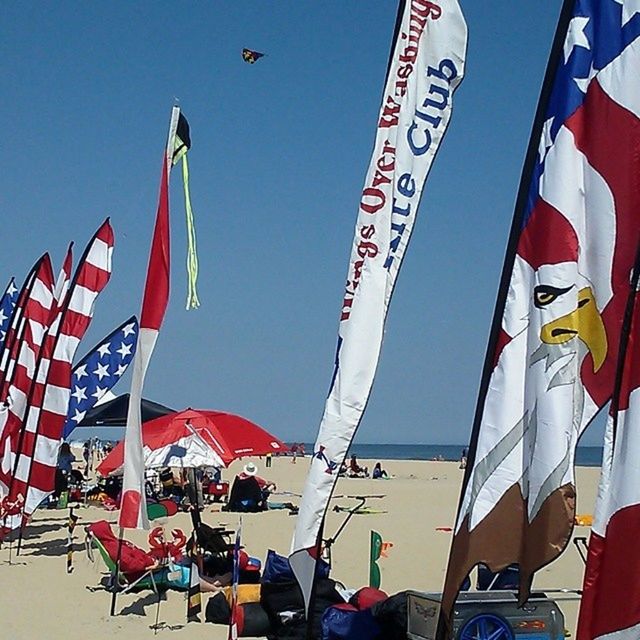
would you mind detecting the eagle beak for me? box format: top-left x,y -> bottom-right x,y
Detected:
539,287 -> 607,373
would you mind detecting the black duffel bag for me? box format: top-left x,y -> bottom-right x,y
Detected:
261,578 -> 344,640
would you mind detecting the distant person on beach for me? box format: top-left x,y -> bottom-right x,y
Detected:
266,452 -> 272,468
372,462 -> 388,479
55,442 -> 76,499
83,441 -> 91,476
460,448 -> 468,469
348,454 -> 368,478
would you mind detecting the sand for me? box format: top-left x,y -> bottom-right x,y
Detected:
0,456 -> 600,639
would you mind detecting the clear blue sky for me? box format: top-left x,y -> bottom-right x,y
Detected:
3,1 -> 604,446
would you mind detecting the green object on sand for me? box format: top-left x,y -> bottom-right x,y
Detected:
58,491 -> 69,509
369,530 -> 383,588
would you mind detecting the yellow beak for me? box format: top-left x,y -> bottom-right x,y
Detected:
539,287 -> 607,373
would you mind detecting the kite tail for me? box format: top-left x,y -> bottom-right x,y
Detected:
182,154 -> 200,310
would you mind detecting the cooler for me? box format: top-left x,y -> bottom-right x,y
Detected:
407,590 -> 565,640
207,481 -> 229,501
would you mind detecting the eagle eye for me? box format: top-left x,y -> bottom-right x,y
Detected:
533,284 -> 573,309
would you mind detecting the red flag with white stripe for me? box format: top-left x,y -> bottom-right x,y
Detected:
577,274 -> 640,640
0,255 -> 56,502
0,247 -> 73,505
0,255 -> 50,396
119,107 -> 179,529
6,222 -> 113,528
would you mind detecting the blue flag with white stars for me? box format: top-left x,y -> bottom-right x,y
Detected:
64,316 -> 139,437
0,278 -> 18,354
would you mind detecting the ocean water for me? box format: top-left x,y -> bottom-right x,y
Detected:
68,428 -> 605,468
305,443 -> 605,468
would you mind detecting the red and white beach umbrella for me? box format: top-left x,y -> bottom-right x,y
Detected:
97,408 -> 285,476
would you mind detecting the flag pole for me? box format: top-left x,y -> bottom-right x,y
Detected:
109,527 -> 125,616
304,518 -> 326,640
608,240 -> 640,445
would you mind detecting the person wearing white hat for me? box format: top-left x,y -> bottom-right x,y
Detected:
237,462 -> 276,497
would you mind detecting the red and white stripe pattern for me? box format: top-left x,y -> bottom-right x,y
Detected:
11,222 -> 114,526
0,257 -> 46,395
577,295 -> 640,638
119,107 -> 178,530
0,255 -> 56,500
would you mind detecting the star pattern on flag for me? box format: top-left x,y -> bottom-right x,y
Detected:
64,316 -> 139,436
74,364 -> 88,379
563,16 -> 590,63
71,386 -> 87,402
94,363 -> 110,380
614,0 -> 640,27
97,343 -> 111,357
523,0 -> 640,228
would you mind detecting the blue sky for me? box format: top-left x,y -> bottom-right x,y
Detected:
2,1 -> 606,446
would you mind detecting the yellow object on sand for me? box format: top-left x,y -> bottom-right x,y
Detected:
574,514 -> 593,526
223,584 -> 261,606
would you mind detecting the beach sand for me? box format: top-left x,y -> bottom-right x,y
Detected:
0,456 -> 600,639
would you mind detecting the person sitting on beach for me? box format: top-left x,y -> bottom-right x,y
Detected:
372,462 -> 388,479
348,454 -> 368,478
238,462 -> 276,499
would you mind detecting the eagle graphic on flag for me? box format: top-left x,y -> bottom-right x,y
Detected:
441,0 -> 640,621
0,279 -> 18,352
63,316 -> 138,437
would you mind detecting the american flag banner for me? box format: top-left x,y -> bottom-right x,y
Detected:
0,279 -> 19,353
119,107 -> 180,530
577,259 -> 640,640
228,519 -> 242,640
0,255 -> 56,502
290,0 -> 467,614
2,221 -> 114,529
440,0 -> 640,624
63,315 -> 138,438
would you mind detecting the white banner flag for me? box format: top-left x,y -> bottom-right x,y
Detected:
290,0 -> 467,613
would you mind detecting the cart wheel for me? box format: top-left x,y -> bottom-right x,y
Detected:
457,613 -> 514,640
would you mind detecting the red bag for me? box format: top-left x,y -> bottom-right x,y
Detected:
349,587 -> 388,610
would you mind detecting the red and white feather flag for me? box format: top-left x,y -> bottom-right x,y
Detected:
0,255 -> 56,503
577,271 -> 640,640
119,108 -> 180,529
0,248 -> 72,517
10,223 -> 113,527
0,255 -> 50,396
